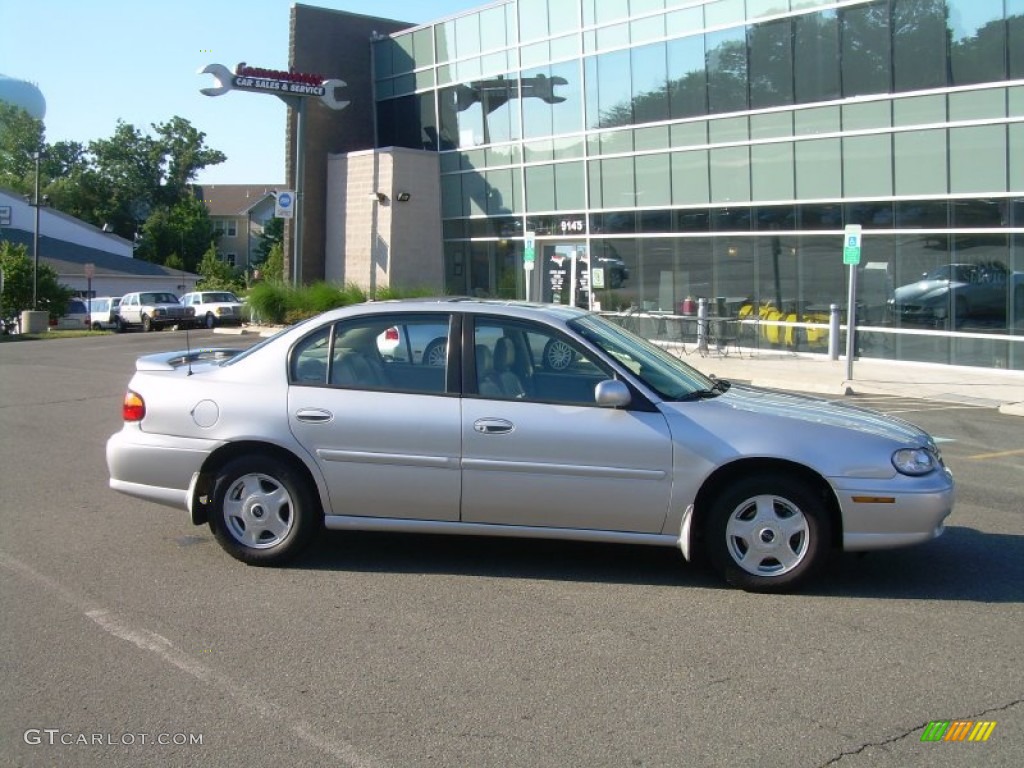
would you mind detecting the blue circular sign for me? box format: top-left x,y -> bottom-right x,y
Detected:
278,192 -> 293,208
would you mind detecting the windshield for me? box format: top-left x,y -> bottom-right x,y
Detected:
143,293 -> 179,304
569,314 -> 715,400
204,292 -> 238,302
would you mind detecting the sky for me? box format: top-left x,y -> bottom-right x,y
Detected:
2,0 -> 477,185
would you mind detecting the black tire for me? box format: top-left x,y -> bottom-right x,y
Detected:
142,314 -> 152,332
91,322 -> 102,331
208,455 -> 320,566
116,317 -> 128,333
706,473 -> 831,593
423,337 -> 447,366
542,338 -> 576,371
205,313 -> 216,329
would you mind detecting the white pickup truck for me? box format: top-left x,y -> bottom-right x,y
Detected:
117,291 -> 194,332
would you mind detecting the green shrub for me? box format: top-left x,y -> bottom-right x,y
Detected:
245,281 -> 290,325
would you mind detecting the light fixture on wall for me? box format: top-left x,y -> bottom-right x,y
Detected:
396,191 -> 411,202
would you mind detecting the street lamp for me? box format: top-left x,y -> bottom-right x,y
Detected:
28,150 -> 49,310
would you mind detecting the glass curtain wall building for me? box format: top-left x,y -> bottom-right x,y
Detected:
372,0 -> 1024,369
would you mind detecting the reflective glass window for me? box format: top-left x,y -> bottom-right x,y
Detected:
747,0 -> 792,19
1011,0 -> 1024,78
671,121 -> 708,148
436,21 -> 456,63
841,2 -> 891,97
751,142 -> 795,200
704,0 -> 746,28
950,125 -> 1007,194
706,27 -> 748,114
374,39 -> 396,78
456,13 -> 482,58
413,28 -> 435,68
1011,124 -> 1024,191
951,198 -> 1007,228
794,10 -> 839,103
949,89 -> 1005,121
895,200 -> 948,228
631,15 -> 666,46
750,112 -> 792,139
894,130 -> 948,195
842,100 -> 890,130
795,138 -> 841,199
749,19 -> 794,109
394,33 -> 416,75
710,146 -> 751,203
479,6 -> 509,52
844,202 -> 894,228
671,150 -> 711,205
635,153 -> 673,206
631,42 -> 669,125
597,22 -> 631,50
709,116 -> 748,143
667,35 -> 708,118
555,161 -> 586,210
593,49 -> 633,128
666,7 -> 704,37
843,134 -> 893,197
892,0 -> 948,92
485,168 -> 520,214
893,94 -> 945,126
602,157 -> 637,209
525,164 -> 556,211
634,125 -> 670,151
948,0 -> 1006,85
520,0 -> 549,42
797,203 -> 843,229
377,94 -> 438,151
794,106 -> 839,136
441,174 -> 465,218
631,0 -> 666,14
595,0 -> 630,25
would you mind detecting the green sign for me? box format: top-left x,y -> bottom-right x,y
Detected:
524,231 -> 536,264
843,225 -> 862,265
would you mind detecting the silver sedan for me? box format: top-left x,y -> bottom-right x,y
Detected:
107,299 -> 954,592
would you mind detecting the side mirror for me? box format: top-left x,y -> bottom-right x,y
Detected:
595,379 -> 631,408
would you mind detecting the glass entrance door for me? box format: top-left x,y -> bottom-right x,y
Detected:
533,241 -> 590,307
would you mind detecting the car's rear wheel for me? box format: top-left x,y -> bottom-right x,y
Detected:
423,337 -> 447,366
208,456 -> 320,565
706,473 -> 831,592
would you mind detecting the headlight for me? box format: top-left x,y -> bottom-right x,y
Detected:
892,448 -> 937,476
153,308 -> 165,316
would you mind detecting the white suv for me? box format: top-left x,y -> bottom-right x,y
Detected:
181,291 -> 245,329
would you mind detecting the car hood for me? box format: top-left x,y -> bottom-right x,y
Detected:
893,278 -> 958,304
658,383 -> 932,478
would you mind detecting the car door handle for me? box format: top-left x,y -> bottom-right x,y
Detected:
474,418 -> 514,435
295,408 -> 334,424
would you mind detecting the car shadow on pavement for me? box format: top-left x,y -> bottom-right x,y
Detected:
300,530 -> 724,589
293,525 -> 1022,600
810,526 -> 1024,603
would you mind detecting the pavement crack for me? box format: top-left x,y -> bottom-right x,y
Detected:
818,699 -> 1023,767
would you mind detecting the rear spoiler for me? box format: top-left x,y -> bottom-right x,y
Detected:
135,348 -> 243,371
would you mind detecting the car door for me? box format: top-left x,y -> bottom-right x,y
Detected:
287,313 -> 462,521
120,294 -> 140,324
460,315 -> 673,533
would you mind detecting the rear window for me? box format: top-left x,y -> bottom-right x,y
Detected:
67,300 -> 88,313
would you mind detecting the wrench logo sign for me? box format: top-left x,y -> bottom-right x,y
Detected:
198,63 -> 349,110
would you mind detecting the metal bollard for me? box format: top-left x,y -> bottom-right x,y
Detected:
828,303 -> 840,360
697,298 -> 709,354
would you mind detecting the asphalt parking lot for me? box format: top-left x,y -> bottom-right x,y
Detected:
1,331 -> 1021,768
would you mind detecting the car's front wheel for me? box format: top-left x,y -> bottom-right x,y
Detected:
706,473 -> 831,592
208,456 -> 320,565
205,313 -> 216,329
142,314 -> 153,332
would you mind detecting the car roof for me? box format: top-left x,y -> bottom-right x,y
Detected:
320,297 -> 591,323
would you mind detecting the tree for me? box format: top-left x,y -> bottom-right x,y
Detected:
0,104 -> 44,193
258,242 -> 285,283
136,195 -> 214,270
254,217 -> 283,265
196,243 -> 243,292
0,241 -> 72,322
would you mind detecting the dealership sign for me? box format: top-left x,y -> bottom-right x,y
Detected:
199,63 -> 349,110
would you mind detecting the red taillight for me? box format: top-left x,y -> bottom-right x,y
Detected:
123,391 -> 146,422
385,327 -> 399,342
